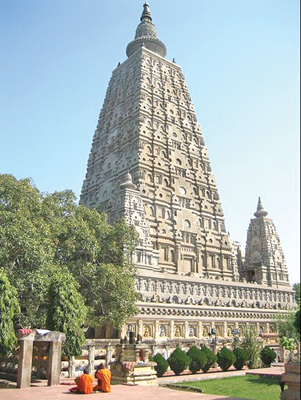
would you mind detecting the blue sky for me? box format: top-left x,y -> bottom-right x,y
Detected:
1,0 -> 299,284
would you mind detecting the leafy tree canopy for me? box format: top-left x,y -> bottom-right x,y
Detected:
0,174 -> 139,334
275,310 -> 300,343
292,283 -> 300,307
0,268 -> 21,356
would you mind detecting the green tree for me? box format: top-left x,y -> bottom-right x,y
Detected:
47,272 -> 87,357
276,311 -> 299,343
233,348 -> 248,370
0,175 -> 57,327
187,345 -> 207,374
217,347 -> 236,372
240,327 -> 262,369
168,347 -> 191,376
294,309 -> 300,335
200,344 -> 217,373
292,283 -> 300,306
151,353 -> 169,377
0,174 -> 139,332
260,346 -> 276,367
0,268 -> 20,356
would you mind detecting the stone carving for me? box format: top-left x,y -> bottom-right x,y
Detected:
79,3 -> 295,341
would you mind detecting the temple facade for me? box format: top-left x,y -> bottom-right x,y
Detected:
80,3 -> 295,341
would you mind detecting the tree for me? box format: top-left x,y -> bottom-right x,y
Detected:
46,272 -> 87,357
151,353 -> 169,377
168,347 -> 191,375
294,309 -> 300,336
260,346 -> 276,367
187,345 -> 207,374
0,175 -> 57,327
0,268 -> 20,356
233,348 -> 248,370
217,347 -> 236,372
240,327 -> 262,369
0,174 -> 139,332
200,344 -> 217,373
276,311 -> 299,343
292,283 -> 300,307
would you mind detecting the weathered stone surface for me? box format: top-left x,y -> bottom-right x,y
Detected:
281,362 -> 300,400
79,3 -> 295,340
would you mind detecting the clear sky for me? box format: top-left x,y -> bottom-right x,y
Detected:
1,0 -> 300,284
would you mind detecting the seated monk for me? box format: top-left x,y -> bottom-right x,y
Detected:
69,368 -> 94,394
93,363 -> 111,393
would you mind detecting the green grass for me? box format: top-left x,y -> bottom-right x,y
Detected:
177,375 -> 285,400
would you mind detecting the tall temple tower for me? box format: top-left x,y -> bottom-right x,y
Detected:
80,3 -> 240,281
80,3 -> 295,341
242,198 -> 290,288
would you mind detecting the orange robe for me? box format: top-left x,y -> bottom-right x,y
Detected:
74,373 -> 94,394
94,368 -> 111,392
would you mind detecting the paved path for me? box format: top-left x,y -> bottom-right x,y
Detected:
0,366 -> 284,400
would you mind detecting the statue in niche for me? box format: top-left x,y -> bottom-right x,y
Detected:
143,325 -> 151,338
202,327 -> 208,337
174,326 -> 181,337
159,325 -> 166,337
189,326 -> 195,337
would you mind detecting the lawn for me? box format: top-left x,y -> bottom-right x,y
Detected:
177,375 -> 284,400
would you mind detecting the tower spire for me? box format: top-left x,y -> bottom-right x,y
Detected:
141,2 -> 152,22
126,3 -> 166,58
254,197 -> 268,218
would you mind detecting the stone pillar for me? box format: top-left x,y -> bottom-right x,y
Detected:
223,322 -> 228,338
266,322 -> 270,333
106,345 -> 114,369
48,341 -> 62,386
170,320 -> 174,339
184,321 -> 189,339
138,319 -> 143,337
88,345 -> 95,374
17,338 -> 34,388
281,363 -> 301,400
68,356 -> 76,378
198,321 -> 203,339
120,323 -> 127,339
154,320 -> 160,339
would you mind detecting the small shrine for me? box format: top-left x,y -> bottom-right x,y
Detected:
110,333 -> 157,386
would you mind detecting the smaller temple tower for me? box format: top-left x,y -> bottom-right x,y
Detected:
243,198 -> 290,287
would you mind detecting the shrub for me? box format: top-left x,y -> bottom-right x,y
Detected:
167,347 -> 191,376
233,348 -> 248,370
217,347 -> 237,371
240,327 -> 261,369
200,344 -> 217,373
187,345 -> 207,374
151,353 -> 169,377
260,347 -> 276,367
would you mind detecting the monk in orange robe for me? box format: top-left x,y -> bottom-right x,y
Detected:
69,368 -> 94,394
93,363 -> 111,393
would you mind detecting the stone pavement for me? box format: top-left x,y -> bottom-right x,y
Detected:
0,366 -> 284,400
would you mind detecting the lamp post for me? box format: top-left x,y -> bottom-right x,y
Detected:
232,329 -> 240,350
209,329 -> 218,369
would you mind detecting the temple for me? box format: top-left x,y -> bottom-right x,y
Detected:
80,3 -> 295,341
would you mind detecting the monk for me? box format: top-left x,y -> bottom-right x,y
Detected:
69,368 -> 94,394
93,363 -> 111,393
